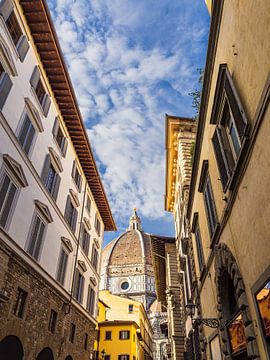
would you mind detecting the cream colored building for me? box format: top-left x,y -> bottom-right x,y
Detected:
164,0 -> 270,359
0,0 -> 115,359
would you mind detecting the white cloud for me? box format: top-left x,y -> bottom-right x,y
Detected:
49,0 -> 209,229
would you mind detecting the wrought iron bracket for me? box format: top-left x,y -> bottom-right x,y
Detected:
193,318 -> 220,328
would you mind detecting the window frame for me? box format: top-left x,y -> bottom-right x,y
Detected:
73,268 -> 85,304
56,245 -> 69,286
80,224 -> 90,256
13,287 -> 28,319
71,160 -> 82,192
69,323 -> 76,343
191,213 -> 205,275
26,210 -> 47,261
105,330 -> 112,340
17,111 -> 37,157
0,167 -> 19,230
48,309 -> 57,334
64,195 -> 78,233
86,285 -> 96,315
119,330 -> 130,340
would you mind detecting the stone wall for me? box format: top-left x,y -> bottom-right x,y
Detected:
0,239 -> 96,360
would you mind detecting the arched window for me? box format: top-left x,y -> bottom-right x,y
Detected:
36,347 -> 54,360
0,335 -> 24,360
65,356 -> 73,360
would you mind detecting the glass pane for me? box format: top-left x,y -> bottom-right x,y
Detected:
256,280 -> 270,338
0,181 -> 16,227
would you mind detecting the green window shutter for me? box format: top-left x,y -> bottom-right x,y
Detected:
0,73 -> 12,110
0,0 -> 13,21
17,35 -> 29,62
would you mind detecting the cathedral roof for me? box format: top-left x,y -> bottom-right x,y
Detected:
101,210 -> 153,269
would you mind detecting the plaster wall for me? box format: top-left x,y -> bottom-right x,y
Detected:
190,0 -> 270,358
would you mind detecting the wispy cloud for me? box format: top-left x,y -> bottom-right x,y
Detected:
48,0 -> 209,239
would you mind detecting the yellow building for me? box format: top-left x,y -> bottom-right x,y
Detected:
94,291 -> 153,360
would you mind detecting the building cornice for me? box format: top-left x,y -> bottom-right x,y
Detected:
164,114 -> 195,212
19,0 -> 116,231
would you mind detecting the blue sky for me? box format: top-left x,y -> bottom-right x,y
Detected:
48,0 -> 210,246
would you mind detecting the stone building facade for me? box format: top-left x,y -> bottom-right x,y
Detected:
0,0 -> 115,359
164,1 -> 270,360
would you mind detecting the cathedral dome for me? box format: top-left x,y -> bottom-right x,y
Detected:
100,209 -> 156,310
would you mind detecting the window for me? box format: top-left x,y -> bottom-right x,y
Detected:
104,356 -> 111,360
203,175 -> 218,237
48,310 -> 57,334
0,60 -> 12,110
73,269 -> 84,304
86,195 -> 91,213
18,114 -> 36,155
128,304 -> 133,313
52,117 -> 68,156
41,155 -> 61,201
0,172 -> 18,228
198,161 -> 218,239
209,335 -> 222,360
86,286 -> 95,315
119,331 -> 130,340
118,355 -> 129,360
27,213 -> 46,260
13,288 -> 27,318
105,331 -> 112,340
56,247 -> 68,285
6,10 -> 22,46
95,213 -> 101,236
192,213 -> 205,274
0,2 -> 29,61
69,323 -> 76,343
30,66 -> 51,116
84,333 -> 88,350
81,225 -> 90,256
72,161 -> 82,191
211,65 -> 248,191
64,196 -> 78,233
91,244 -> 99,270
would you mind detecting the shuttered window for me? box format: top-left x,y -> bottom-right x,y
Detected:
81,225 -> 90,256
27,214 -> 46,260
194,222 -> 205,273
64,196 -> 78,233
41,155 -> 61,201
71,161 -> 82,191
95,213 -> 101,236
0,1 -> 29,61
0,61 -> 12,110
86,285 -> 95,315
203,175 -> 218,237
91,244 -> 99,270
73,269 -> 84,304
18,114 -> 36,155
211,65 -> 248,192
56,247 -> 68,285
0,173 -> 17,228
6,10 -> 22,46
30,66 -> 51,116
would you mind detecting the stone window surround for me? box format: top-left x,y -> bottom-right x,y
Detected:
215,243 -> 259,359
251,264 -> 270,358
